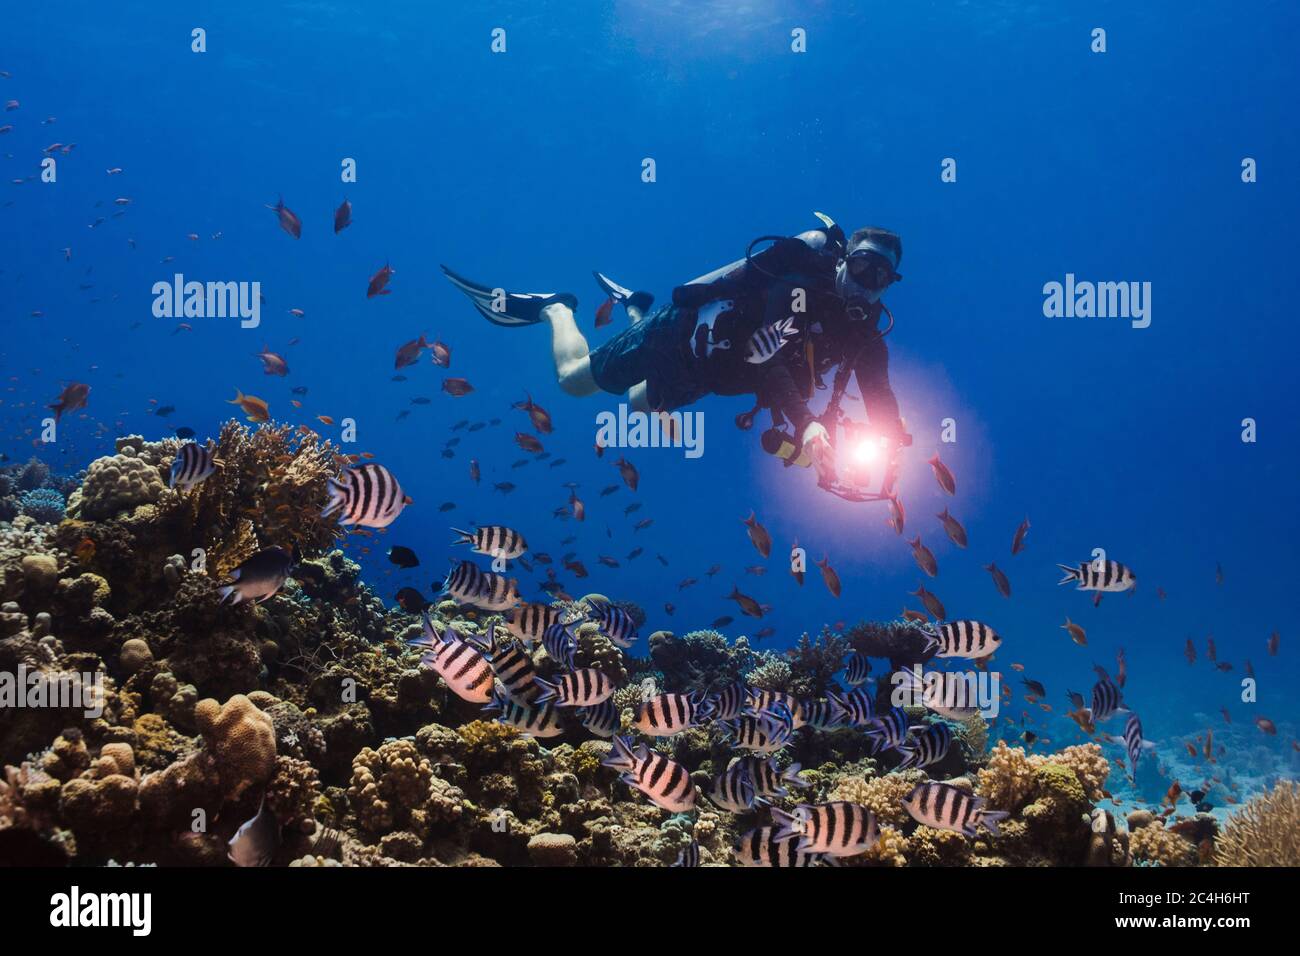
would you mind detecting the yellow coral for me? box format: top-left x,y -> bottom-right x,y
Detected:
977,740 -> 1109,811
1130,822 -> 1196,867
828,770 -> 923,827
194,694 -> 277,801
1214,780 -> 1300,867
859,823 -> 909,867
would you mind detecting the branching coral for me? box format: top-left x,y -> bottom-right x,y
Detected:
155,420 -> 342,574
1214,780 -> 1300,867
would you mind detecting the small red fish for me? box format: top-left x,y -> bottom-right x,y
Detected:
442,378 -> 474,397
615,456 -> 639,491
513,392 -> 553,433
569,490 -> 585,522
469,459 -> 480,484
743,511 -> 771,558
817,555 -> 841,598
367,262 -> 395,297
595,296 -> 615,327
334,198 -> 352,234
1255,717 -> 1277,736
430,340 -> 451,368
1011,517 -> 1030,555
515,432 -> 544,453
48,382 -> 90,421
927,453 -> 956,495
266,196 -> 301,238
395,334 -> 429,369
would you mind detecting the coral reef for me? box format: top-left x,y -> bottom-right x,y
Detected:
0,445 -> 1278,867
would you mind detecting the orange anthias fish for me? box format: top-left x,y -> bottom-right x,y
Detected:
1255,717 -> 1277,736
595,296 -> 615,327
513,392 -> 553,433
569,490 -> 585,521
227,389 -> 269,423
317,415 -> 335,425
817,555 -> 842,598
334,198 -> 352,234
515,432 -> 543,453
266,196 -> 301,238
1267,631 -> 1280,656
48,382 -> 90,421
743,511 -> 771,558
1184,639 -> 1196,664
430,340 -> 451,368
443,378 -> 474,397
254,346 -> 289,376
367,262 -> 395,297
1062,617 -> 1086,646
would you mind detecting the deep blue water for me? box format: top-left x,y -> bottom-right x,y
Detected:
3,2 -> 1298,800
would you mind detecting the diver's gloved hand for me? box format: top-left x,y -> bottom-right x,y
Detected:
801,422 -> 837,484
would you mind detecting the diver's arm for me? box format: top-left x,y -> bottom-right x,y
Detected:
758,360 -> 817,437
853,336 -> 905,437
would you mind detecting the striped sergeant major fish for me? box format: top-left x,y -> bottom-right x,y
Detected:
1090,677 -> 1125,722
1115,711 -> 1155,781
583,597 -> 638,648
410,612 -> 494,703
169,440 -> 222,491
506,602 -> 563,648
1058,559 -> 1136,593
672,839 -> 700,868
534,667 -> 618,707
720,706 -> 794,754
900,782 -> 1009,838
709,761 -> 760,813
442,560 -> 520,612
744,315 -> 798,364
923,620 -> 1002,659
578,699 -> 620,738
602,735 -> 696,812
895,721 -> 953,770
708,682 -> 751,721
633,692 -> 713,736
470,625 -> 539,703
827,686 -> 875,727
734,826 -> 828,867
321,463 -> 410,528
218,546 -> 295,606
771,801 -> 879,857
541,620 -> 578,670
452,524 -> 527,560
865,706 -> 911,754
892,666 -> 981,720
746,689 -> 806,728
737,755 -> 809,800
844,652 -> 872,686
800,698 -> 845,731
483,685 -> 565,738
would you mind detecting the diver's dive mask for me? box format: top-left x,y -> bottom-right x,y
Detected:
837,244 -> 901,319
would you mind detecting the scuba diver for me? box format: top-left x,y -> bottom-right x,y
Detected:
441,213 -> 910,500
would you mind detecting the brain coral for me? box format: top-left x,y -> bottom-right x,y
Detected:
67,453 -> 166,520
194,694 -> 277,802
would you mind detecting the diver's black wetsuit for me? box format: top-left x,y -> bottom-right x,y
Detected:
587,227 -> 903,437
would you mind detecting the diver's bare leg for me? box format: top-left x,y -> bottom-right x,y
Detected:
542,301 -> 599,396
629,381 -> 650,412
